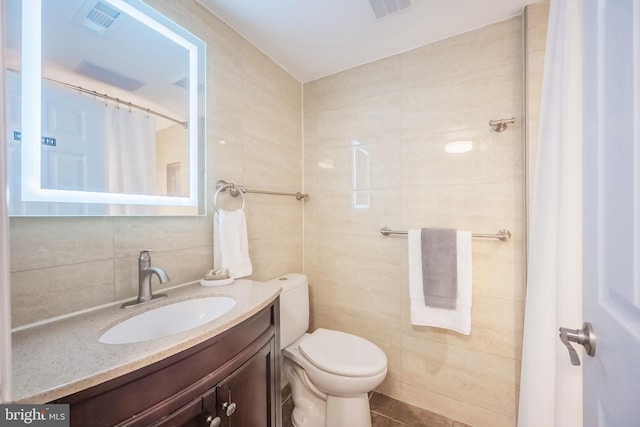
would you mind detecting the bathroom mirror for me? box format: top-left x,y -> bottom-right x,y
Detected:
4,0 -> 206,215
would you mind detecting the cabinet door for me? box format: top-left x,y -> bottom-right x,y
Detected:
151,387 -> 219,427
217,340 -> 275,427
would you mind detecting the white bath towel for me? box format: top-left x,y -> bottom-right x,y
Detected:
408,229 -> 472,335
214,209 -> 253,279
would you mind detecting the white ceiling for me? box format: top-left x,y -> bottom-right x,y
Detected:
195,0 -> 537,83
5,0 -> 192,119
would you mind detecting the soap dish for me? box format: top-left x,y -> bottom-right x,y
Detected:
200,277 -> 234,287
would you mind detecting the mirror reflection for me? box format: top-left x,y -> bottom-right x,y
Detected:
4,0 -> 206,216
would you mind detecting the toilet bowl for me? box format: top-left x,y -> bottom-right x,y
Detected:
269,273 -> 387,427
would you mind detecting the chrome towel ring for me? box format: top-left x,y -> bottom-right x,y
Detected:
213,182 -> 246,213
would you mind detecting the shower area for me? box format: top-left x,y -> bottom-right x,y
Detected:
301,4 -> 548,426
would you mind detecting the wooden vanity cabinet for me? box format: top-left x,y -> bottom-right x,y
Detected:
152,339 -> 273,427
54,299 -> 281,427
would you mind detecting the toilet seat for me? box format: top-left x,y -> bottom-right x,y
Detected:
298,328 -> 387,377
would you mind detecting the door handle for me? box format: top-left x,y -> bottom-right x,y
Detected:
558,322 -> 596,366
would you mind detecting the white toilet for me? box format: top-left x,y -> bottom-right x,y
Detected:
270,273 -> 387,427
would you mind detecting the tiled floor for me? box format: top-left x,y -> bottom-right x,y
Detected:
281,388 -> 295,427
369,393 -> 471,427
282,387 -> 470,427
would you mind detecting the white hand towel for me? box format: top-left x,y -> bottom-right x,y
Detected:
214,209 -> 252,279
408,229 -> 472,335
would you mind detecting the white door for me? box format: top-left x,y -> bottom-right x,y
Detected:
40,80 -> 107,215
583,0 -> 640,425
6,71 -> 107,215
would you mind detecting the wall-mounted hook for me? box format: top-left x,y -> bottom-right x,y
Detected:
489,117 -> 516,132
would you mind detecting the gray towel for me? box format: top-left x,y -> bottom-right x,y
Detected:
421,228 -> 457,309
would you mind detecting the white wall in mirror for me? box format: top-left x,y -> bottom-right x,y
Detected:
4,0 -> 206,216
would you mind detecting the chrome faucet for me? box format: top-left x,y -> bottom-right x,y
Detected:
121,250 -> 170,309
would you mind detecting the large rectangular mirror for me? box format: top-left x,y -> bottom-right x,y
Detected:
4,0 -> 206,215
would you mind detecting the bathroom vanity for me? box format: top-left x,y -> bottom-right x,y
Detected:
56,301 -> 278,426
11,280 -> 281,427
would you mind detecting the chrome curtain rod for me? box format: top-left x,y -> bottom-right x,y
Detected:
44,76 -> 188,128
215,180 -> 309,201
380,226 -> 512,241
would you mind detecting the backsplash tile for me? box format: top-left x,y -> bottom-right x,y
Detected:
113,246 -> 212,301
10,217 -> 114,272
11,261 -> 114,326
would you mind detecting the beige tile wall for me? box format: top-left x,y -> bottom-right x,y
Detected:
303,7 -> 548,426
9,0 -> 303,327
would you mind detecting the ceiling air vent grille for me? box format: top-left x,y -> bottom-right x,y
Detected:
368,0 -> 413,19
73,1 -> 122,36
86,2 -> 120,31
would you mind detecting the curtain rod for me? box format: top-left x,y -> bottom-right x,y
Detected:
44,76 -> 188,128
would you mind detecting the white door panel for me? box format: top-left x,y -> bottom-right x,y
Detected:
42,82 -> 104,193
6,70 -> 107,215
583,0 -> 640,425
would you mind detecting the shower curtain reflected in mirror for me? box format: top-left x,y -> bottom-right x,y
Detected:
105,105 -> 156,215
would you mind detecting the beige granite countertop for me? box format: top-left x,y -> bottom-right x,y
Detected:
11,279 -> 281,403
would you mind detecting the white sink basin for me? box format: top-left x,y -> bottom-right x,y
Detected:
99,296 -> 236,344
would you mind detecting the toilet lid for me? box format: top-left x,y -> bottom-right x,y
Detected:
298,328 -> 387,377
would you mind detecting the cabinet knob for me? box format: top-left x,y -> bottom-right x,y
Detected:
205,415 -> 221,427
222,401 -> 237,416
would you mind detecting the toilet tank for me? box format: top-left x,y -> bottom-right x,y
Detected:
268,273 -> 309,349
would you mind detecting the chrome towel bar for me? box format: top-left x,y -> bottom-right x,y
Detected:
215,180 -> 309,201
380,226 -> 512,241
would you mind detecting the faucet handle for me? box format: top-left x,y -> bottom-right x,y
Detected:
139,249 -> 154,261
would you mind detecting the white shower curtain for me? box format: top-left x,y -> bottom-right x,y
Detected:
105,106 -> 157,214
518,1 -> 583,427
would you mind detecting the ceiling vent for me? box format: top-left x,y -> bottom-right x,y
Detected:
73,0 -> 122,36
368,0 -> 413,19
174,77 -> 205,92
74,61 -> 145,92
174,77 -> 190,90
